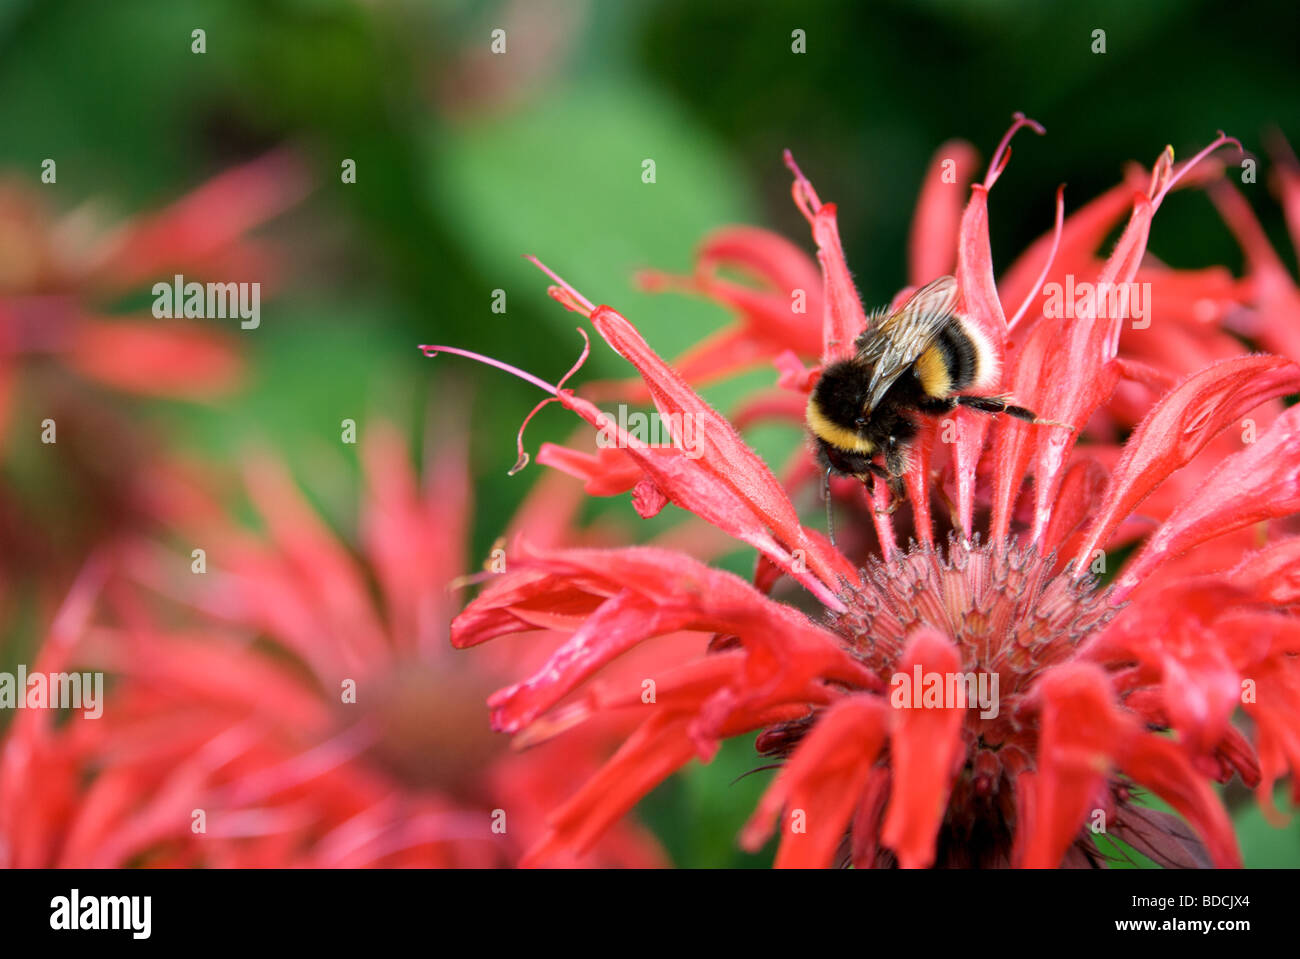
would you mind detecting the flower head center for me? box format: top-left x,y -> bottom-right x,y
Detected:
831,536 -> 1116,700
345,659 -> 504,794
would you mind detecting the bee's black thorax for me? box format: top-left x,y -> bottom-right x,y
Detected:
808,358 -> 927,479
809,360 -> 871,432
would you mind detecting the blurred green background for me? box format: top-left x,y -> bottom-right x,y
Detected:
1,0 -> 1297,866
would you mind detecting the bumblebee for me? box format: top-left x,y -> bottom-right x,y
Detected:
807,275 -> 1057,522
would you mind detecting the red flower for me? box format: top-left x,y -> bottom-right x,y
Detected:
0,152 -> 310,585
0,414 -> 677,867
0,150 -> 308,409
436,116 -> 1300,867
1209,134 -> 1300,363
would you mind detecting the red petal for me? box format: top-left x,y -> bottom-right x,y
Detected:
362,416 -> 471,652
67,317 -> 242,397
1269,134 -> 1300,257
583,307 -> 853,604
1041,457 -> 1109,554
456,544 -> 874,733
1021,664 -> 1122,868
783,152 -> 870,363
1248,657 -> 1300,821
90,149 -> 310,292
947,117 -> 1045,532
1074,355 -> 1300,566
535,442 -> 641,495
1226,536 -> 1300,606
1028,137 -> 1236,544
697,225 -> 824,298
1114,404 -> 1300,600
521,712 -> 698,865
1210,179 -> 1300,360
880,628 -> 965,868
955,184 -> 1007,347
1120,733 -> 1242,868
1027,196 -> 1154,542
648,327 -> 773,388
486,589 -> 670,731
988,319 -> 1060,541
741,696 -> 888,867
999,177 -> 1139,332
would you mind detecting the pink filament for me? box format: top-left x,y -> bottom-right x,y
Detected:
783,149 -> 823,222
418,344 -> 559,394
525,255 -> 596,316
1150,132 -> 1242,210
985,112 -> 1046,189
1008,184 -> 1068,331
420,328 -> 592,475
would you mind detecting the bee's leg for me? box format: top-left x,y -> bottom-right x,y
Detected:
822,466 -> 837,548
867,444 -> 908,516
954,394 -> 1073,429
955,394 -> 1036,420
917,396 -> 957,415
855,462 -> 891,516
867,475 -> 906,515
863,441 -> 904,514
887,473 -> 906,503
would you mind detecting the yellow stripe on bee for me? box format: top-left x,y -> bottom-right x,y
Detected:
806,397 -> 875,454
915,345 -> 952,398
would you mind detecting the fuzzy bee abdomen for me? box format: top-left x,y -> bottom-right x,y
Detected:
915,322 -> 980,398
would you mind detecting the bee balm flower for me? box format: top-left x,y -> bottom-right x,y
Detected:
0,415 -> 671,868
436,118 -> 1300,868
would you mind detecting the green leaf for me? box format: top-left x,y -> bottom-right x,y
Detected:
427,81 -> 757,369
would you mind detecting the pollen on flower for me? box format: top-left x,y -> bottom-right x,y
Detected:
751,534 -> 1125,867
832,534 -> 1117,687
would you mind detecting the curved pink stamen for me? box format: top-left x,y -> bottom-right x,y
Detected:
783,149 -> 823,223
510,397 -> 555,474
419,328 -> 592,475
525,255 -> 596,317
1149,131 -> 1242,209
555,326 -> 591,391
984,112 -> 1046,189
1008,184 -> 1067,331
509,328 -> 592,475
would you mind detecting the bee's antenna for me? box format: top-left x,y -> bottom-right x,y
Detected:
823,467 -> 837,548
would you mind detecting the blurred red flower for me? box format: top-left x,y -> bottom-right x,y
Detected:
0,150 -> 309,591
0,148 -> 309,595
0,411 -> 677,867
0,150 -> 308,415
443,117 -> 1300,868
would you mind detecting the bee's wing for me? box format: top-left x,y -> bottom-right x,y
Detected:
860,275 -> 959,413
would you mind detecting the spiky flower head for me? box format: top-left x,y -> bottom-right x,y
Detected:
434,117 -> 1300,868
